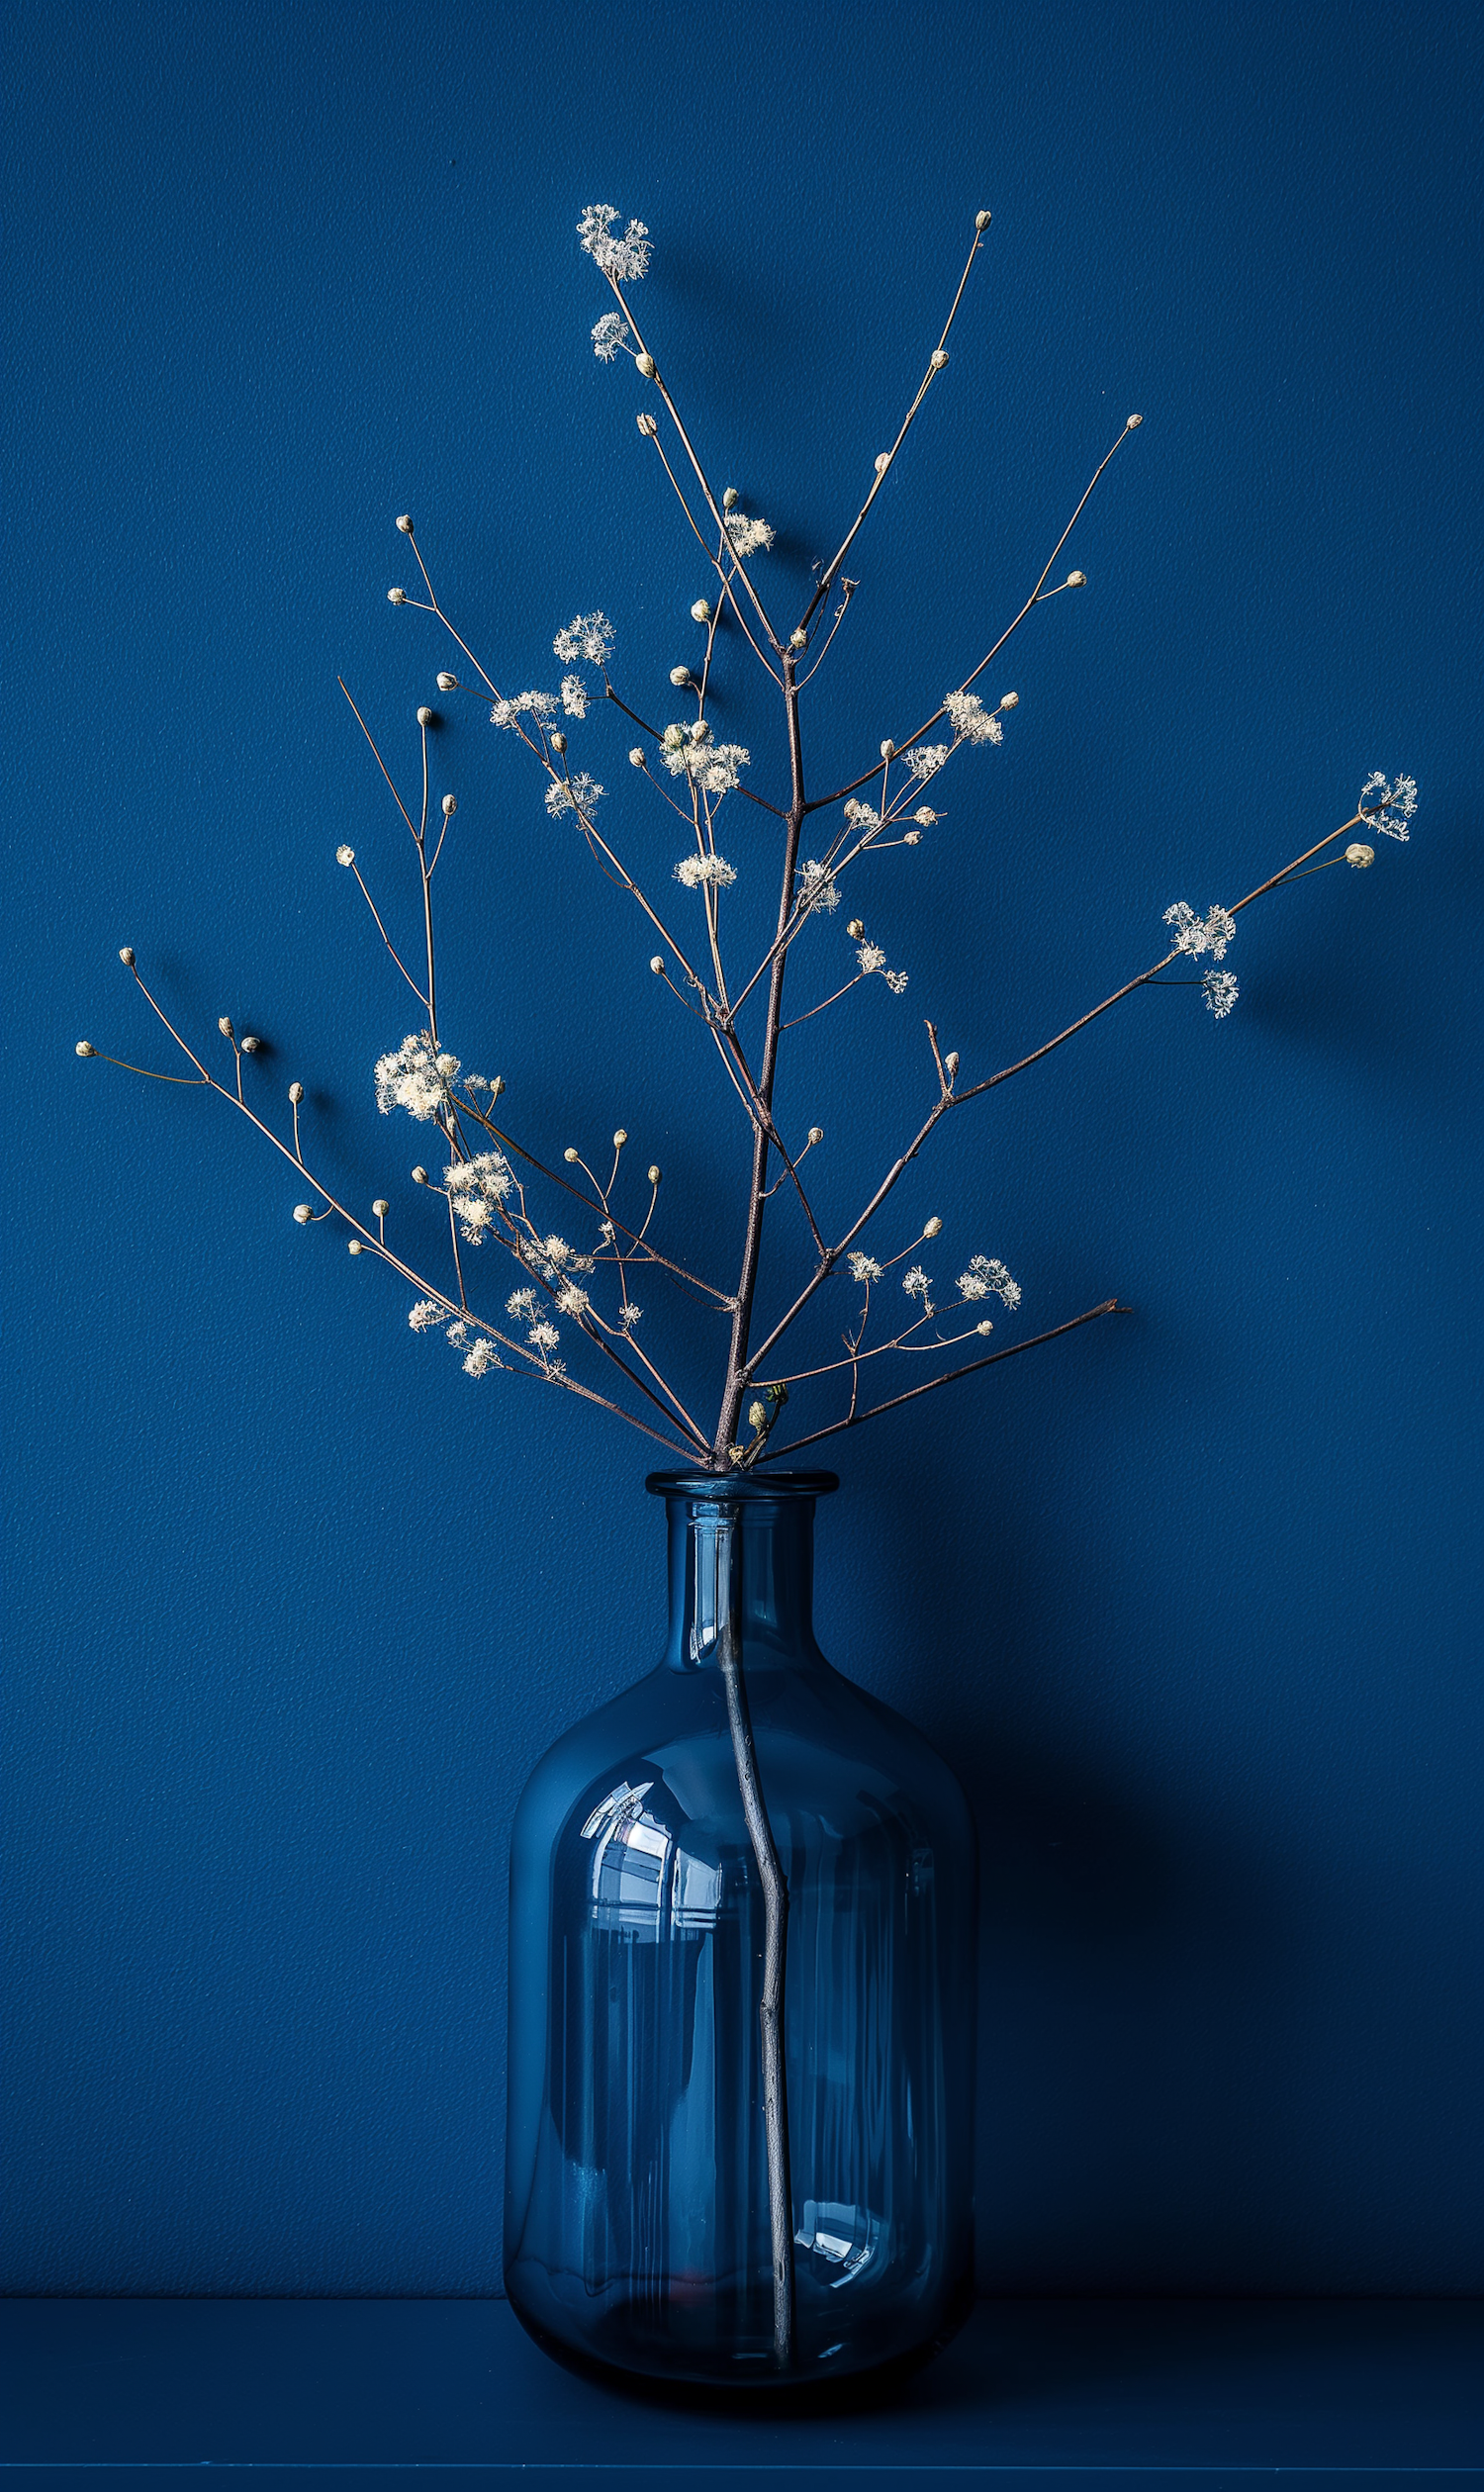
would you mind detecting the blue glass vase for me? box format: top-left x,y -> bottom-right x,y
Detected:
505,1470 -> 977,2395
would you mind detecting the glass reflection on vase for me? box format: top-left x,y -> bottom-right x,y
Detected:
505,1470 -> 976,2393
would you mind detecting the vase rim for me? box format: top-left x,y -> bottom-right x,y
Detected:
645,1467 -> 839,1501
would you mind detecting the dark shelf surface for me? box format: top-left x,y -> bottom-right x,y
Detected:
2,2295 -> 1479,2490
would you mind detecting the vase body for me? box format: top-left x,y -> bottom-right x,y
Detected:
504,1471 -> 976,2394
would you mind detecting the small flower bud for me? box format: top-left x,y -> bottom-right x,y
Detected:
119,946 -> 136,967
629,747 -> 646,768
788,627 -> 807,650
372,1199 -> 390,1217
807,1126 -> 824,1147
441,792 -> 456,815
564,1147 -> 580,1164
974,209 -> 992,231
289,1081 -> 304,1104
748,1402 -> 767,1431
436,672 -> 458,692
347,1239 -> 364,1254
975,1319 -> 994,1336
874,453 -> 890,475
1126,413 -> 1143,429
945,1051 -> 960,1078
417,705 -> 435,727
613,1129 -> 628,1148
722,487 -> 739,510
930,349 -> 950,373
396,513 -> 414,534
1345,843 -> 1376,868
75,1040 -> 96,1057
412,1165 -> 428,1184
219,1016 -> 234,1039
691,599 -> 711,623
336,844 -> 354,865
1000,691 -> 1019,708
636,412 -> 658,437
293,1204 -> 313,1224
647,1164 -> 662,1185
670,665 -> 692,687
490,1075 -> 505,1099
551,730 -> 567,754
240,1034 -> 261,1054
650,955 -> 665,974
923,1216 -> 943,1239
635,351 -> 656,379
1067,571 -> 1085,588
661,723 -> 686,750
388,587 -> 408,603
846,918 -> 865,939
880,739 -> 894,760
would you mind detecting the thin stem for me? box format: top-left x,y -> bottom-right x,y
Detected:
797,218 -> 988,637
762,1300 -> 1125,1457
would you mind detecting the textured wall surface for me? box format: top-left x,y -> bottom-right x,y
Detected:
3,0 -> 1479,2296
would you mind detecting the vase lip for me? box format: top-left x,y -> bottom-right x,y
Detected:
646,1467 -> 839,1502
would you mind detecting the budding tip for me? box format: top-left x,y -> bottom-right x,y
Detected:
347,1239 -> 364,1254
417,705 -> 435,727
119,946 -> 136,967
647,1164 -> 661,1185
289,1082 -> 304,1103
563,1147 -> 580,1164
974,209 -> 992,231
76,1041 -> 96,1057
396,513 -> 414,534
441,792 -> 456,815
1126,412 -> 1143,428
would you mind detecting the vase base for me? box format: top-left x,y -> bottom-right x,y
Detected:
505,2271 -> 975,2412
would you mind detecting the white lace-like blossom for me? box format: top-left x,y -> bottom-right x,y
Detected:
1203,969 -> 1240,1018
491,690 -> 559,729
847,1252 -> 883,1284
591,312 -> 630,362
443,1151 -> 513,1242
528,1321 -> 560,1351
553,611 -> 615,666
1163,901 -> 1237,960
857,939 -> 908,995
560,675 -> 590,718
903,744 -> 949,780
463,1338 -> 498,1377
798,860 -> 841,913
1357,772 -> 1417,839
943,690 -> 1003,746
577,205 -> 651,282
902,1265 -> 933,1309
724,511 -> 775,556
555,1282 -> 591,1317
843,798 -> 881,839
446,1321 -> 468,1343
507,1287 -> 540,1319
619,1303 -> 641,1328
958,1255 -> 1021,1310
375,1033 -> 457,1121
675,852 -> 737,889
657,723 -> 749,794
408,1300 -> 445,1331
546,773 -> 604,818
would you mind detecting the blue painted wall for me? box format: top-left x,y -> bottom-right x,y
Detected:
4,0 -> 1479,2296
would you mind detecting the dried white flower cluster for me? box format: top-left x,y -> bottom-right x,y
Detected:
1357,773 -> 1418,839
943,691 -> 1003,746
444,1152 -> 513,1243
1163,901 -> 1237,960
553,612 -> 615,667
577,205 -> 651,282
374,1034 -> 458,1122
723,510 -> 775,556
676,852 -> 737,889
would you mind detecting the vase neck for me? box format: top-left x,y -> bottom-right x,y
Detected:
648,1475 -> 837,1675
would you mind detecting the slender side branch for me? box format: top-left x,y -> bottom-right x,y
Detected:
763,1300 -> 1125,1457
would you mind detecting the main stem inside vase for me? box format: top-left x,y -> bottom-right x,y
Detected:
652,1470 -> 838,2372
